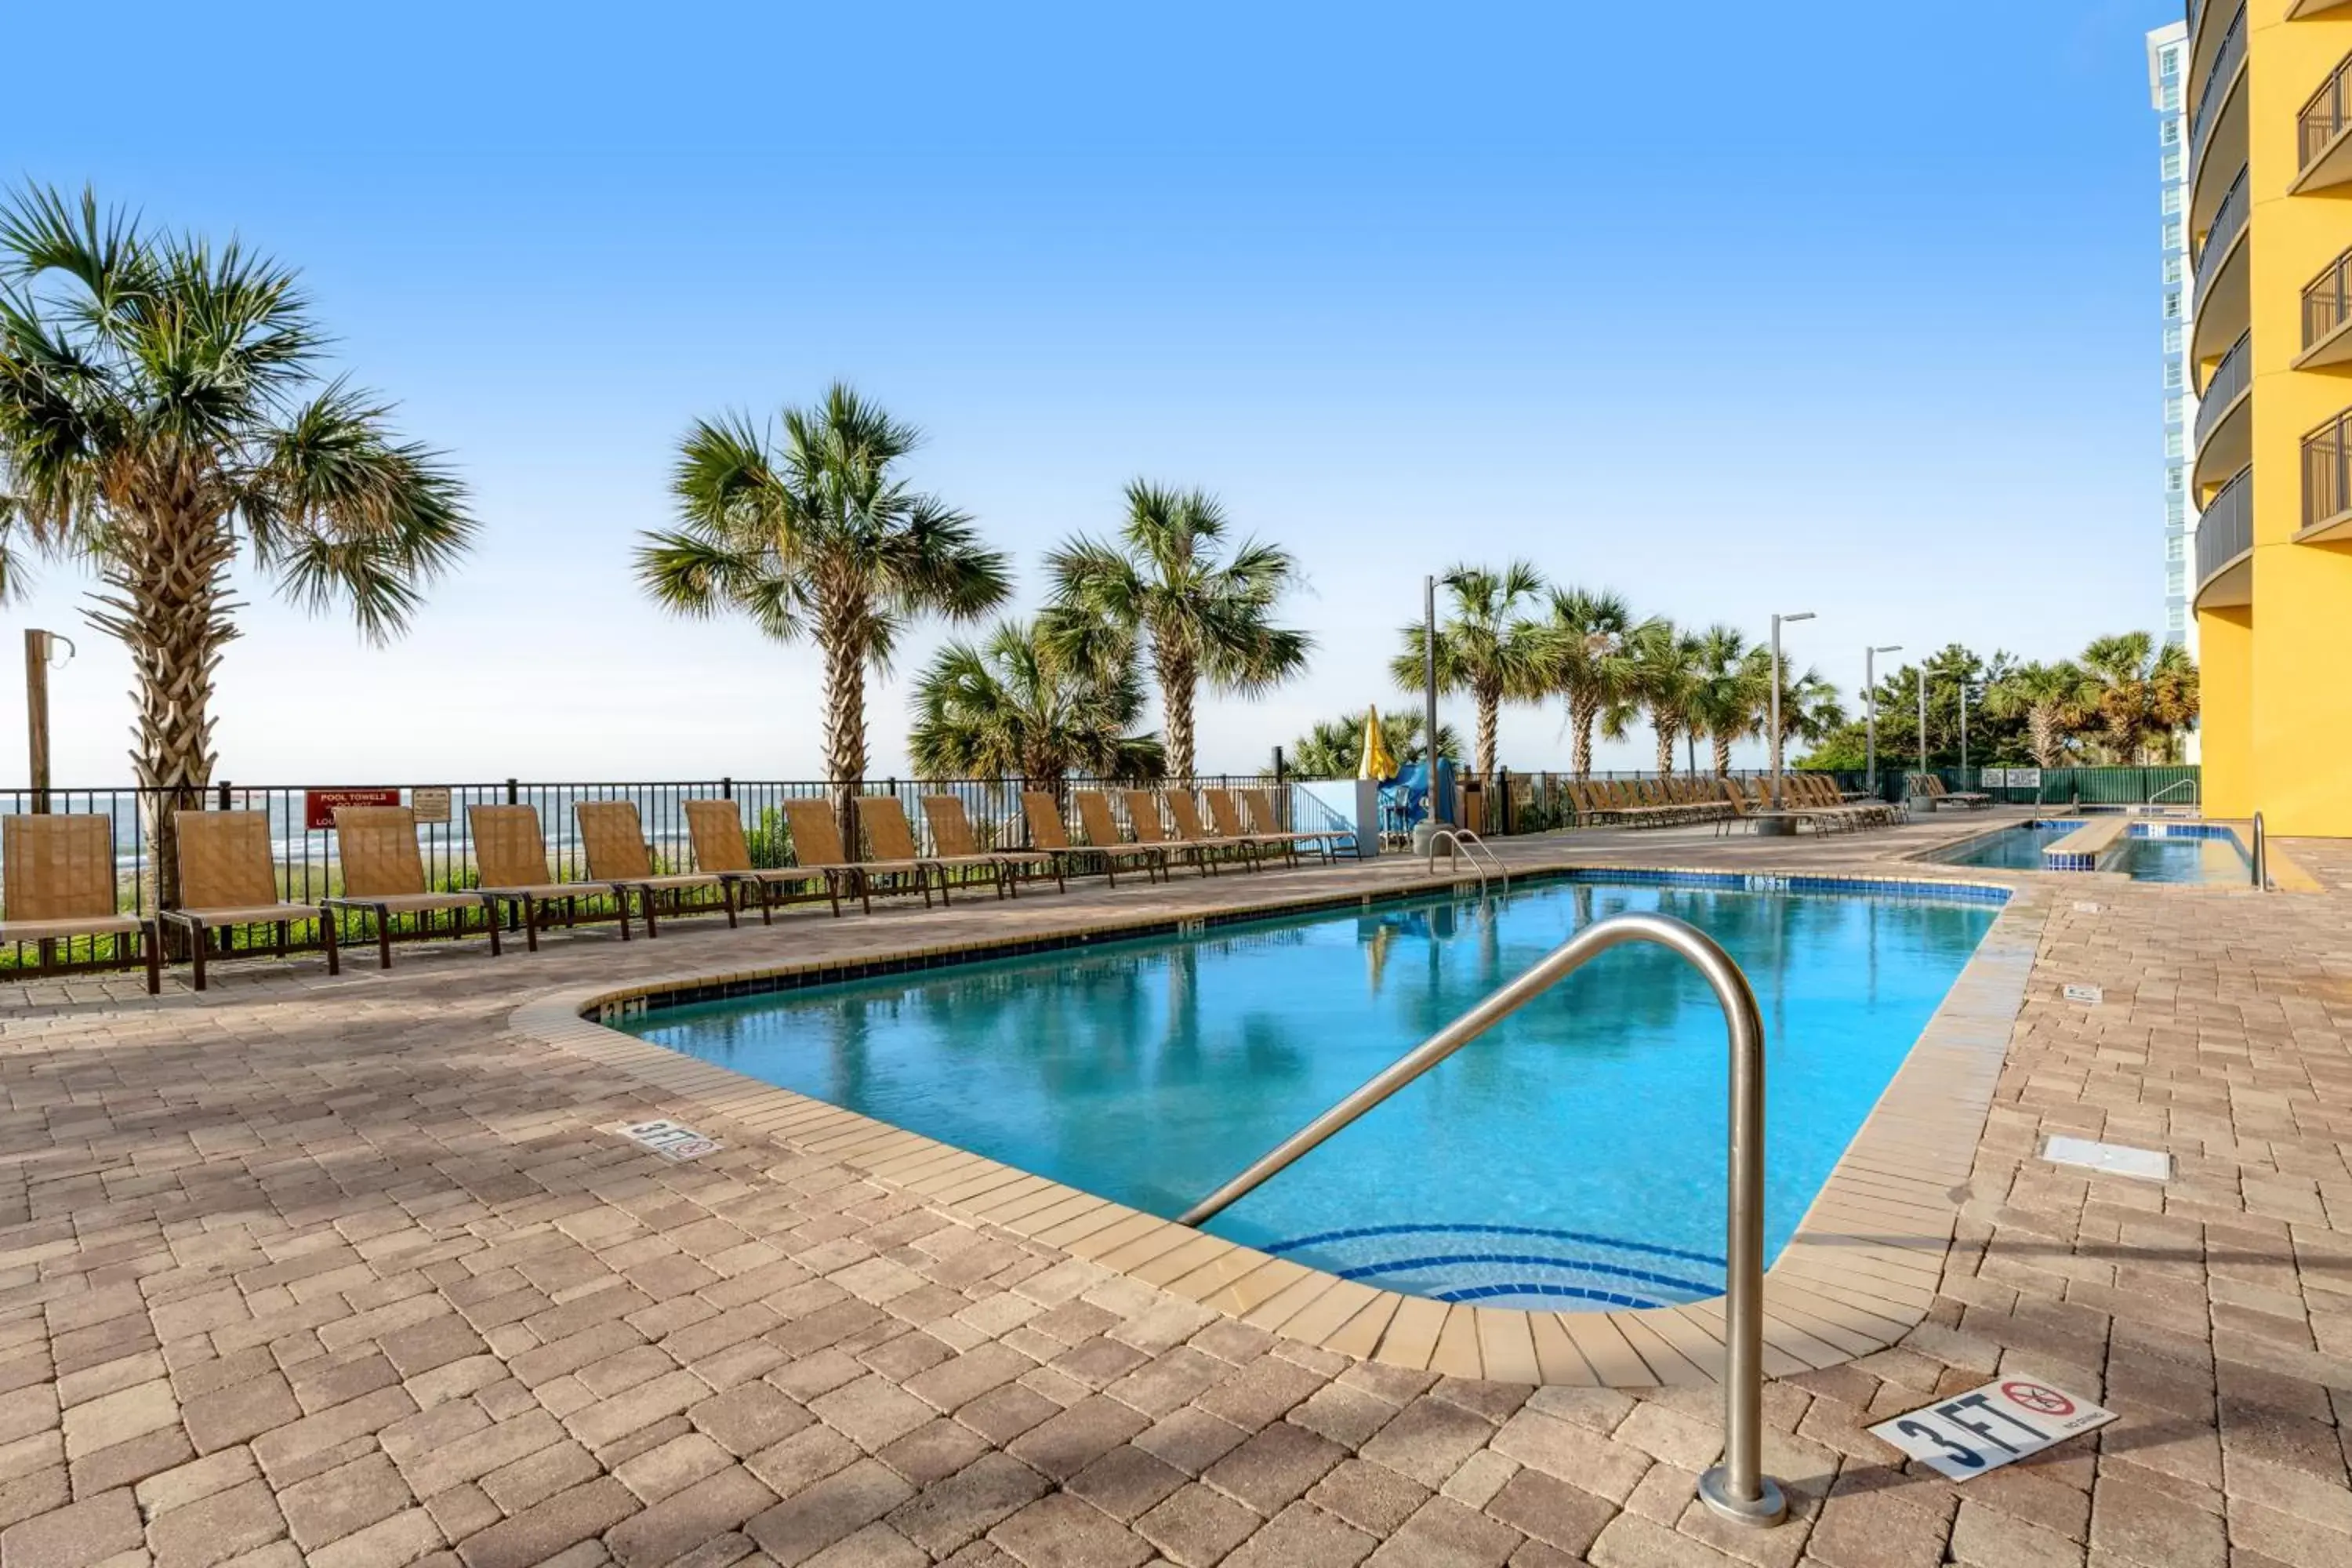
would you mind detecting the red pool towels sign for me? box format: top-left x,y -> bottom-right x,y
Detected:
1868,1375 -> 2115,1479
304,788 -> 401,829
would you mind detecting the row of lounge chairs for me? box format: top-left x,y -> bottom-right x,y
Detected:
0,787 -> 1353,993
1563,775 -> 1908,834
1907,774 -> 1992,810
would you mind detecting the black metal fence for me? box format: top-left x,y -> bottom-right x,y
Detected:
0,773 -> 1346,975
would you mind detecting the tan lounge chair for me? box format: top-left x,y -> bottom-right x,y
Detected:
864,793 -> 1016,902
779,798 -> 933,915
1076,791 -> 1183,880
923,795 -> 1065,896
1033,792 -> 1162,886
1161,789 -> 1269,872
162,811 -> 339,990
1202,788 -> 1305,866
1116,790 -> 1215,877
683,799 -> 834,923
1717,779 -> 1828,837
468,804 -> 613,950
323,806 -> 500,968
1237,788 -> 1353,862
1,814 -> 158,993
576,801 -> 733,938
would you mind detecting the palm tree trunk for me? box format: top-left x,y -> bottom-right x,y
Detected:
86,507 -> 238,916
818,591 -> 869,830
1711,731 -> 1733,778
2030,706 -> 2059,770
1475,688 -> 1499,780
1653,723 -> 1674,778
1570,693 -> 1595,779
1158,646 -> 1197,782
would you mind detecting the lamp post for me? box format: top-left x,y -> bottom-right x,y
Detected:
1768,612 -> 1814,810
1917,667 -> 1929,785
1414,574 -> 1442,853
1864,644 -> 1901,799
1959,679 -> 1970,779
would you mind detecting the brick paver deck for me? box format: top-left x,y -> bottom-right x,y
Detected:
3,811 -> 2347,1567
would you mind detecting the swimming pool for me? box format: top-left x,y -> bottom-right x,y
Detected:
621,875 -> 1999,1310
1929,819 -> 2249,884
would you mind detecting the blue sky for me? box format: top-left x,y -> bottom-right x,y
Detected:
4,1 -> 2180,782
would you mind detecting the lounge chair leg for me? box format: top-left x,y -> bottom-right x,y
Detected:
858,872 -> 872,916
143,920 -> 161,995
642,887 -> 659,939
485,902 -> 503,957
524,898 -> 541,953
934,869 -> 949,909
760,880 -> 775,925
275,920 -> 288,959
188,920 -> 207,992
376,905 -> 394,970
617,890 -> 633,942
722,884 -> 738,928
321,911 -> 339,975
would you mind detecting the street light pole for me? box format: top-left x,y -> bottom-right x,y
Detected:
1917,667 -> 1929,786
1959,680 -> 1969,779
1864,644 -> 1902,799
1768,612 -> 1814,811
1422,575 -> 1441,840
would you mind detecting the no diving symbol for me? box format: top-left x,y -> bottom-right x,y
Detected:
2002,1381 -> 2075,1417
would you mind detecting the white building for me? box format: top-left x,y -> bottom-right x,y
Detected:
2149,20 -> 2197,654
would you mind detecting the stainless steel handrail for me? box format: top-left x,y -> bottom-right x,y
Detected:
1174,911 -> 1788,1529
2149,777 -> 2201,807
1426,828 -> 1508,891
2252,811 -> 2268,890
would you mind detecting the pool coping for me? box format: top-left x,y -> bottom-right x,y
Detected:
511,860 -> 2048,1388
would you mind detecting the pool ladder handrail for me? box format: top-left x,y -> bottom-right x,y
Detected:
2252,811 -> 2268,891
1174,910 -> 1787,1530
2148,776 -> 2200,809
1426,827 -> 1508,893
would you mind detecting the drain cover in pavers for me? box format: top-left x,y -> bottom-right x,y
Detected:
617,1119 -> 724,1160
2040,1135 -> 2169,1181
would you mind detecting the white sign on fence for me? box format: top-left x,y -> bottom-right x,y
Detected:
2009,768 -> 2042,790
1978,768 -> 2006,788
411,786 -> 452,824
1868,1376 -> 2116,1480
618,1120 -> 723,1162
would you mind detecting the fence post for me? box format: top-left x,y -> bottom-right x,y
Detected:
506,778 -> 520,806
1498,766 -> 1512,835
217,780 -> 231,811
1273,747 -> 1286,783
722,776 -> 733,800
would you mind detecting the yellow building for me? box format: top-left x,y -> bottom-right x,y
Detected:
2188,0 -> 2352,834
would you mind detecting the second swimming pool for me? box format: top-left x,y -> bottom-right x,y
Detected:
622,874 -> 2000,1310
1928,819 -> 2249,884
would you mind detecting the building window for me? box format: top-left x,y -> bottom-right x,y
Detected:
2161,85 -> 2180,111
2164,290 -> 2182,319
2163,325 -> 2183,354
2165,362 -> 2184,389
2165,254 -> 2183,282
2166,431 -> 2185,458
2167,496 -> 2187,524
2161,151 -> 2182,180
2166,535 -> 2185,561
2162,119 -> 2180,147
2161,186 -> 2182,214
2167,467 -> 2184,491
2166,396 -> 2184,425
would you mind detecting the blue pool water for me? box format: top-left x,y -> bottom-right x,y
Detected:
1930,819 -> 2249,884
623,877 -> 1998,1309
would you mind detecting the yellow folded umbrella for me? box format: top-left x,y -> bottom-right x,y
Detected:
1359,706 -> 1399,782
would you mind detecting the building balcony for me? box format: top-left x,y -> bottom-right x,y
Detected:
2189,5 -> 2247,197
2288,1 -> 2352,20
2296,52 -> 2352,193
2191,168 -> 2251,366
2194,332 -> 2252,499
2299,248 -> 2352,369
2194,466 -> 2253,611
2303,408 -> 2352,541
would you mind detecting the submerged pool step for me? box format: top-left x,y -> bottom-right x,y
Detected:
1260,1223 -> 1728,1311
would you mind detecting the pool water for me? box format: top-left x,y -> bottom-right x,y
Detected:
1931,819 -> 2249,884
624,877 -> 1998,1310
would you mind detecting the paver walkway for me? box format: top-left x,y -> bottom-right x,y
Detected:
2,812 -> 2348,1567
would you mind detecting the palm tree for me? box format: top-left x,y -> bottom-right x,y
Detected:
908,617 -> 1164,787
637,383 -> 1010,811
1044,481 -> 1309,780
2078,632 -> 2165,763
1388,561 -> 1548,779
1752,650 -> 1847,751
1686,625 -> 1760,777
1985,661 -> 2089,769
0,186 -> 474,909
1630,622 -> 1704,777
1541,587 -> 1657,779
2147,642 -> 2200,761
1286,709 -> 1463,779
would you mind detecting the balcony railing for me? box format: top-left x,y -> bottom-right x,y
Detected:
2195,332 -> 2251,448
2197,467 -> 2252,591
2305,409 -> 2352,531
2306,249 -> 2352,350
2194,167 -> 2248,307
2191,5 -> 2247,167
2303,54 -> 2352,173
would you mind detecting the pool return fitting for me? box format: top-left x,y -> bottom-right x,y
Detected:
1178,910 -> 1788,1529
